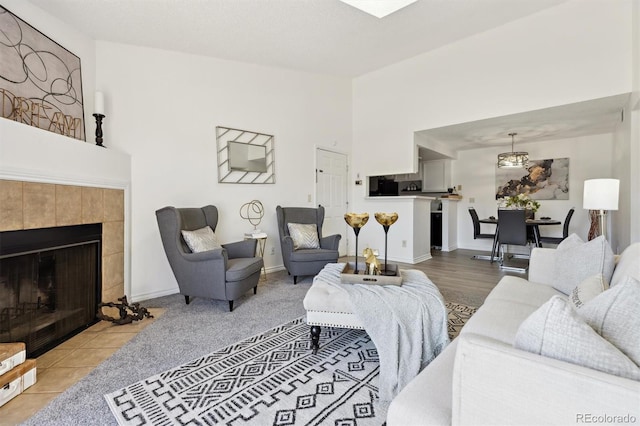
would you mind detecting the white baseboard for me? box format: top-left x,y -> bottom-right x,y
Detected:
131,287 -> 178,303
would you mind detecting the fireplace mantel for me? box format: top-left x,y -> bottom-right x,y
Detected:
0,118 -> 131,302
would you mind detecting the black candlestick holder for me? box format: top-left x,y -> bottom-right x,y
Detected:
93,113 -> 105,147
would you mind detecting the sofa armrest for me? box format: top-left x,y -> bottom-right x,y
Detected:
527,247 -> 558,286
452,334 -> 640,426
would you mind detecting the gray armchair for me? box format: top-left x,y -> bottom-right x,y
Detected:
156,205 -> 263,311
276,205 -> 341,284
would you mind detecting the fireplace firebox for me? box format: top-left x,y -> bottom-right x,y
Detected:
0,224 -> 102,357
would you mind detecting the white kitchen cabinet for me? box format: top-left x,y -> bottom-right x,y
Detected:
422,160 -> 451,192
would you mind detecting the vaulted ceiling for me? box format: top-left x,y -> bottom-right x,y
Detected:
26,0 -> 627,152
28,0 -> 567,77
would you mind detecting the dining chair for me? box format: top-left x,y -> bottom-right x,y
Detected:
539,208 -> 575,245
496,209 -> 530,273
468,207 -> 498,261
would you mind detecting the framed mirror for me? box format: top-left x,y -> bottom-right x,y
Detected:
216,126 -> 275,183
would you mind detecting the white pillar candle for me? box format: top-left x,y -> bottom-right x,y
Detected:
94,91 -> 104,115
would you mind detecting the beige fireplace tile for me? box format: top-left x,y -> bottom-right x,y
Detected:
56,331 -> 99,350
23,182 -> 56,229
24,367 -> 94,393
52,347 -> 119,368
81,186 -> 104,224
102,252 -> 124,289
104,188 -> 124,221
37,348 -> 75,368
81,331 -> 136,348
0,392 -> 59,424
0,179 -> 23,231
102,281 -> 125,306
103,220 -> 124,256
55,184 -> 82,226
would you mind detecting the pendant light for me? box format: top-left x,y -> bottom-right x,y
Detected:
497,132 -> 528,168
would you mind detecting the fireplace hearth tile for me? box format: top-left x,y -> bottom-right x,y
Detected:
24,367 -> 94,393
0,392 -> 59,423
55,332 -> 99,350
36,349 -> 74,369
80,332 -> 136,349
52,347 -> 118,368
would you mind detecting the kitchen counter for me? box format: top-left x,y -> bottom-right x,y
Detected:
360,196 -> 433,264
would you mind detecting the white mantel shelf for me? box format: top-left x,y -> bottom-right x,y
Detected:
0,118 -> 131,188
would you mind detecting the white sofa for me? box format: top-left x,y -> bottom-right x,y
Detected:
387,242 -> 640,425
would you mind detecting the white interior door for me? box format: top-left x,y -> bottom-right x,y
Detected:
316,149 -> 348,256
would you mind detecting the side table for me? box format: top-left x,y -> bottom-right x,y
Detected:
244,232 -> 267,280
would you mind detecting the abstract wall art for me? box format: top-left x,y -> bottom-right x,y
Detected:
496,157 -> 569,200
0,6 -> 85,140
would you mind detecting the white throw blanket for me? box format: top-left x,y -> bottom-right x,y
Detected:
313,263 -> 450,403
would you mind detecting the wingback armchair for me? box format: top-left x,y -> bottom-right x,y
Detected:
156,205 -> 263,311
276,205 -> 341,284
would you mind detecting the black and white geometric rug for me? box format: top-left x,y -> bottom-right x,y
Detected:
105,303 -> 476,425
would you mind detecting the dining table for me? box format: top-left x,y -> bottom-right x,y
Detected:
479,216 -> 561,261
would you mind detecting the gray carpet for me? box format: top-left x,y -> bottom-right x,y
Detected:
22,270 -> 480,425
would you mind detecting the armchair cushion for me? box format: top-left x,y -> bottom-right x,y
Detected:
226,257 -> 264,282
287,223 -> 320,250
514,296 -> 640,380
290,248 -> 340,262
181,226 -> 221,253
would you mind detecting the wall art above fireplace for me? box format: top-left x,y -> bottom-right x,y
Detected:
0,6 -> 86,141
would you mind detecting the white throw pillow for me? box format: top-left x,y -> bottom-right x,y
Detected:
287,223 -> 320,250
551,234 -> 615,295
514,296 -> 640,380
569,274 -> 609,309
578,276 -> 640,367
181,226 -> 221,253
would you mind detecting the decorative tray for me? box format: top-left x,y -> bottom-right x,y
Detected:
340,262 -> 402,286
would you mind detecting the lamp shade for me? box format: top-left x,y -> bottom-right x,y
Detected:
583,179 -> 619,210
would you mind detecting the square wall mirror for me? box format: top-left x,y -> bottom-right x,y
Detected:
216,126 -> 275,183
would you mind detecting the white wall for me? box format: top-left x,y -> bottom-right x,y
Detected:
95,42 -> 352,301
454,134 -> 614,252
351,0 -> 632,205
630,0 -> 640,244
350,0 -> 635,250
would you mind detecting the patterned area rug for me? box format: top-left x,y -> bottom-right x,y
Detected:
105,302 -> 477,425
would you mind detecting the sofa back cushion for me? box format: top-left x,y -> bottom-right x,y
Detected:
610,242 -> 640,287
514,295 -> 640,380
551,235 -> 615,295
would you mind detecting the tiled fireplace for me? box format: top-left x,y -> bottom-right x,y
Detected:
0,180 -> 125,356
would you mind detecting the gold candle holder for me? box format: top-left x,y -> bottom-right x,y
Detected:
344,213 -> 369,274
375,212 -> 398,276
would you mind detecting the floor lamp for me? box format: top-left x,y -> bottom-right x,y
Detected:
583,178 -> 619,242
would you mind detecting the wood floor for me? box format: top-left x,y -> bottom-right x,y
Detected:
346,248 -> 527,307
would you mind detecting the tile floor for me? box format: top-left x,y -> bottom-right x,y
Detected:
0,308 -> 165,426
